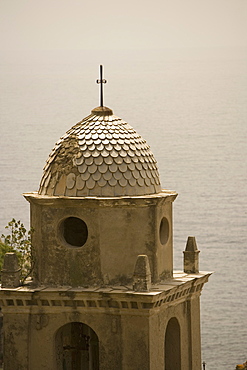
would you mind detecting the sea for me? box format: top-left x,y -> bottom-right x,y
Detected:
0,46 -> 246,369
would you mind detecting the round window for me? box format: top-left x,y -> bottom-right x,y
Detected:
159,217 -> 169,245
61,217 -> 88,247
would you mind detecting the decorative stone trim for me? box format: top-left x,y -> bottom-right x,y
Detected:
0,272 -> 211,312
23,190 -> 178,208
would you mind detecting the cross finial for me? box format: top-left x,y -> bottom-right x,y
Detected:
96,65 -> 107,107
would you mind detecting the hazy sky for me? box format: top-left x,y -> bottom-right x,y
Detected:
0,0 -> 247,51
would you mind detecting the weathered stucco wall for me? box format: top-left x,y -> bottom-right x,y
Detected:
98,204 -> 155,283
0,293 -> 201,370
3,313 -> 29,370
26,192 -> 177,287
0,275 -> 209,370
149,294 -> 202,370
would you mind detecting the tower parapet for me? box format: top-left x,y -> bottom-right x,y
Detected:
133,254 -> 152,292
184,236 -> 200,274
1,252 -> 20,288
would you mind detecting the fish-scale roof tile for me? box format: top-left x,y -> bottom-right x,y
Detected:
38,106 -> 162,197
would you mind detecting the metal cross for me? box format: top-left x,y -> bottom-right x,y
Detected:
96,65 -> 107,107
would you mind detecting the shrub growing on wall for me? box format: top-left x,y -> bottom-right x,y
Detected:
0,219 -> 34,283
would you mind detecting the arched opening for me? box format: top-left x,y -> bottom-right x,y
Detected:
165,317 -> 181,370
55,322 -> 99,370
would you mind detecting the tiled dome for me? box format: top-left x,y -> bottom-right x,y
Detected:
39,106 -> 161,197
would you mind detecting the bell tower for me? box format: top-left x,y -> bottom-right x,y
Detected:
0,68 -> 211,370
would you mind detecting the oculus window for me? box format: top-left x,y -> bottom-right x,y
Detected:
61,217 -> 88,247
159,217 -> 169,245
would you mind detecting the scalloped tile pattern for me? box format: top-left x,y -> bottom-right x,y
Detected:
39,107 -> 162,197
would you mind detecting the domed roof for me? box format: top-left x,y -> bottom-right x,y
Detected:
39,106 -> 161,197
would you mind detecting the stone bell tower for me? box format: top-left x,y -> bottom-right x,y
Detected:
0,67 -> 211,370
